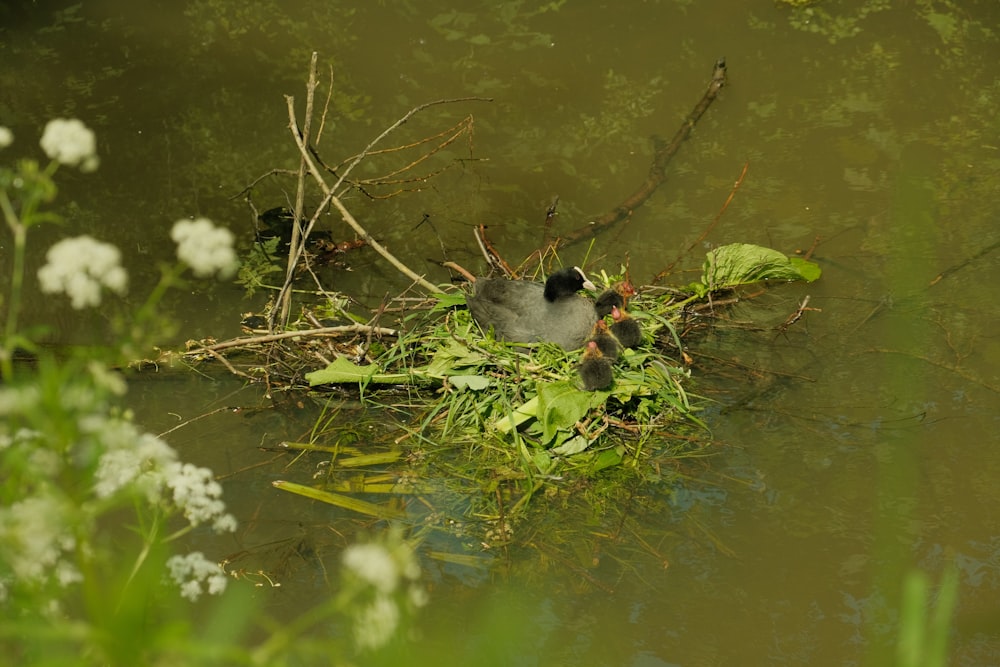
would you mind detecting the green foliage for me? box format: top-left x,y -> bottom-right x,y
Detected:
306,247 -> 813,492
895,566 -> 959,667
691,242 -> 821,297
307,355 -> 414,385
310,284 -> 696,466
235,236 -> 283,297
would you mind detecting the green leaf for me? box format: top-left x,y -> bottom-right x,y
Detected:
432,291 -> 468,311
537,381 -> 606,443
591,446 -> 624,472
788,256 -> 822,282
449,374 -> 491,390
551,434 -> 591,456
426,339 -> 486,377
271,480 -> 406,520
305,356 -> 411,386
493,395 -> 540,433
533,449 -> 552,473
701,243 -> 821,289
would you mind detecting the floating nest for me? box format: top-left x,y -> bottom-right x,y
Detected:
178,245 -> 818,543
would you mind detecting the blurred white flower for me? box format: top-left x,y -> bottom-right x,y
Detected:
353,593 -> 400,651
409,584 -> 429,608
165,552 -> 228,601
0,386 -> 41,417
170,218 -> 239,279
55,560 -> 83,587
39,118 -> 99,172
0,126 -> 12,149
0,427 -> 41,451
343,542 -> 401,594
37,236 -> 128,309
0,495 -> 79,585
88,361 -> 127,396
341,531 -> 426,650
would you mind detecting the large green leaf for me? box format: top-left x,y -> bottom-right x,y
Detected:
699,243 -> 821,290
591,446 -> 624,472
789,256 -> 822,282
494,381 -> 609,443
305,356 -> 411,386
431,291 -> 468,311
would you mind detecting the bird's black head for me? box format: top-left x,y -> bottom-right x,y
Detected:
543,266 -> 596,302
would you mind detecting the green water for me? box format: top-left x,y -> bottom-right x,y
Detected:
3,1 -> 1000,664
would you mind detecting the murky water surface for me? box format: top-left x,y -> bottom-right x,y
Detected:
4,0 -> 1000,664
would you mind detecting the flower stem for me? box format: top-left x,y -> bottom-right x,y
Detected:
0,190 -> 27,380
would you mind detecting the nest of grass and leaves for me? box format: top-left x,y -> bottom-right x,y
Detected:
311,270 -> 702,465
253,282 -> 703,567
253,245 -> 820,556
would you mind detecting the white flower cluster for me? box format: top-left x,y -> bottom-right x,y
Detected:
353,593 -> 401,650
0,495 -> 81,587
0,426 -> 41,452
0,386 -> 41,417
88,415 -> 237,533
0,399 -> 235,604
0,126 -> 12,149
39,118 -> 99,172
166,552 -> 228,602
92,428 -> 177,502
37,235 -> 127,309
342,536 -> 427,650
166,463 -> 238,533
342,542 -> 420,595
170,218 -> 239,279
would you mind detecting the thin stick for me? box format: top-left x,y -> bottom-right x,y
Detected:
316,63 -> 335,144
276,51 -> 320,328
332,96 -> 492,192
653,159 -> 749,283
288,96 -> 492,294
525,58 -> 727,263
474,225 -> 515,277
201,346 -> 254,379
330,193 -> 440,293
283,100 -> 439,293
184,324 -> 400,356
440,261 -> 477,283
774,295 -> 820,337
